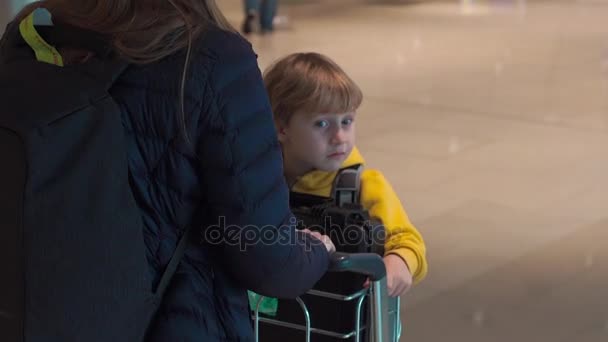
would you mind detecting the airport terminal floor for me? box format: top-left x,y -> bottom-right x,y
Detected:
220,1 -> 608,341
2,0 -> 607,341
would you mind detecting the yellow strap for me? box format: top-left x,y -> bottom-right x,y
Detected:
18,9 -> 64,67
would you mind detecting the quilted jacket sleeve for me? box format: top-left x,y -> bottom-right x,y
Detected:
198,33 -> 330,298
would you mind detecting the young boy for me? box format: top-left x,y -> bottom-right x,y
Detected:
263,52 -> 428,296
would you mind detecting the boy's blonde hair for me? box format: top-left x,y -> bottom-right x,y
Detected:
263,53 -> 363,125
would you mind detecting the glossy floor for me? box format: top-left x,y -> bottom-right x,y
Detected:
219,0 -> 608,341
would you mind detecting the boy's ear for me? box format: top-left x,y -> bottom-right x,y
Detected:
275,122 -> 288,143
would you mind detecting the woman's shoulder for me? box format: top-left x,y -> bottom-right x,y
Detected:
196,25 -> 253,54
192,26 -> 258,76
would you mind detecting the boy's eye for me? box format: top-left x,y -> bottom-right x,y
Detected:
342,118 -> 354,126
314,120 -> 329,128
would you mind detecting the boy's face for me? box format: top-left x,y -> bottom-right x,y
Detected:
278,111 -> 356,173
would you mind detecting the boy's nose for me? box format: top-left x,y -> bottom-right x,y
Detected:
330,129 -> 347,144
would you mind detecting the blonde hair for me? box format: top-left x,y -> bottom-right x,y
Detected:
263,52 -> 363,125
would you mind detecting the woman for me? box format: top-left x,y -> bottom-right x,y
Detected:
7,0 -> 333,341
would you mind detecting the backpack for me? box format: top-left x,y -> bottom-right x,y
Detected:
290,164 -> 385,255
0,10 -> 188,341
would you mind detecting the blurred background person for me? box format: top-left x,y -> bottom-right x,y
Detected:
242,0 -> 279,34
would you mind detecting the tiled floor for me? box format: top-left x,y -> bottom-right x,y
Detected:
219,0 -> 608,341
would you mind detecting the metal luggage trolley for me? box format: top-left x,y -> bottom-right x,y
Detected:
253,252 -> 402,342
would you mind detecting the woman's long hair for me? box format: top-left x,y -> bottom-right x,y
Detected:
16,0 -> 234,141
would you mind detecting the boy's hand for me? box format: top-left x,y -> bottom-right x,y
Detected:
363,254 -> 412,297
384,254 -> 413,296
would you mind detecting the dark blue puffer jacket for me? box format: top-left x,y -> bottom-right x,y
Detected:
109,27 -> 330,341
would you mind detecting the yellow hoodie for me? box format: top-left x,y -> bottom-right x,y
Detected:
290,147 -> 428,284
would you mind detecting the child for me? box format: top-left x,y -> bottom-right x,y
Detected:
263,52 -> 428,296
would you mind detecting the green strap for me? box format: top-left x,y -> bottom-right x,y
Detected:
248,291 -> 278,317
19,8 -> 64,66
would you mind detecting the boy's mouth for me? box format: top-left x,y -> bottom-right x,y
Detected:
327,152 -> 346,158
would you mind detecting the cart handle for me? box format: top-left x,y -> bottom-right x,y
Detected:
328,252 -> 386,281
